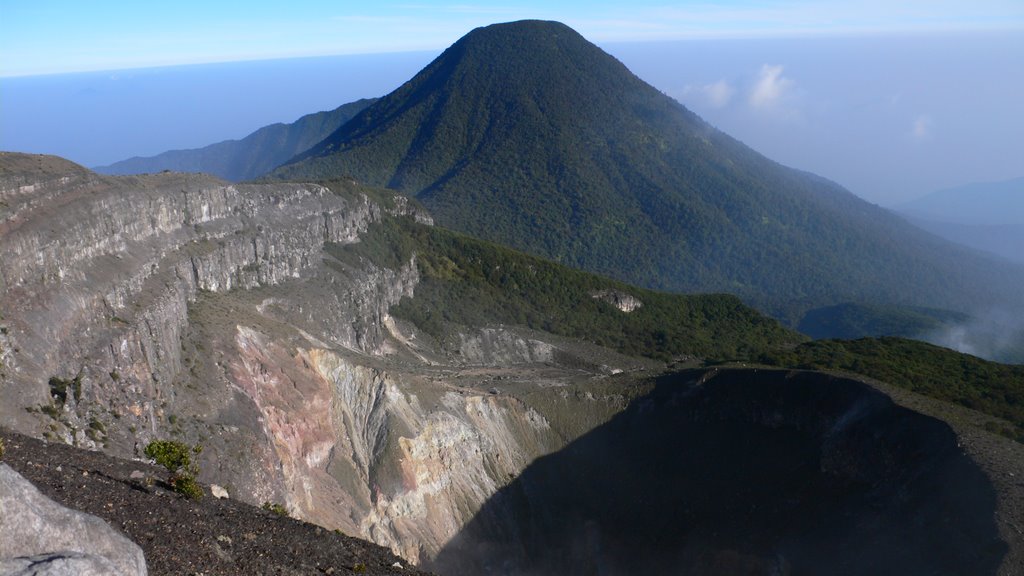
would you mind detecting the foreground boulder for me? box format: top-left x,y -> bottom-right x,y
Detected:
0,463 -> 147,576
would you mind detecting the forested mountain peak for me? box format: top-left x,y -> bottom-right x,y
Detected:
272,20 -> 1024,331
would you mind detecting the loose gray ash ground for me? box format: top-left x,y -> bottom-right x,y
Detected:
0,428 -> 433,576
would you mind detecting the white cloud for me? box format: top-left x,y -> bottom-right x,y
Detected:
704,80 -> 735,108
911,114 -> 933,140
683,79 -> 735,108
749,64 -> 792,109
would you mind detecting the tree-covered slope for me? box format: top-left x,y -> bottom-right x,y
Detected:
272,20 -> 1024,322
96,99 -> 375,181
326,197 -> 1024,444
327,210 -> 805,363
797,303 -> 969,341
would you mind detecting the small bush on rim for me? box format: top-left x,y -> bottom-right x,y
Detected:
144,439 -> 204,499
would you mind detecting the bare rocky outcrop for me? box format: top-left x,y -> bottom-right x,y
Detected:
0,154 -> 379,444
0,463 -> 147,576
589,289 -> 642,313
453,328 -> 555,366
0,154 -> 647,566
213,325 -> 611,563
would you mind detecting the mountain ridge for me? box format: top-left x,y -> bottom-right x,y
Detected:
271,20 -> 1024,328
897,176 -> 1024,226
895,176 -> 1024,266
96,98 -> 376,181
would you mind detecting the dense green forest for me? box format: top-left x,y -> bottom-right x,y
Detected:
274,20 -> 1024,329
797,302 -> 969,340
324,190 -> 1024,444
328,214 -> 804,362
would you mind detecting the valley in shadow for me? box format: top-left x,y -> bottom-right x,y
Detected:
431,368 -> 1005,576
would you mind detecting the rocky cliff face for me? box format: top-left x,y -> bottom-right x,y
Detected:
1,153 -> 380,441
0,153 -> 653,565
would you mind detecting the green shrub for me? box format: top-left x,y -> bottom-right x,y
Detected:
262,501 -> 289,517
48,374 -> 82,406
0,437 -> 5,459
85,419 -> 106,443
170,473 -> 204,500
144,440 -> 203,499
144,440 -> 194,474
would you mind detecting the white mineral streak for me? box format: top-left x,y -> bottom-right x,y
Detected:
294,348 -> 558,563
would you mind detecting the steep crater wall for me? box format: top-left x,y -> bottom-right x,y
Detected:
0,160 -> 384,446
0,156 -> 654,566
432,368 -> 1006,576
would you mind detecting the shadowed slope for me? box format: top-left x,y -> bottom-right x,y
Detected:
431,369 -> 1006,576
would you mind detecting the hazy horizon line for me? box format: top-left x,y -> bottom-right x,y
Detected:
4,26 -> 1019,80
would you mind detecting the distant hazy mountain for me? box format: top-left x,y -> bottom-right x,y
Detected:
895,177 -> 1024,265
898,177 -> 1024,225
96,99 -> 375,181
901,218 -> 1024,265
272,20 -> 1024,323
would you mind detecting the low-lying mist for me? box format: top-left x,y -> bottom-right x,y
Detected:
924,307 -> 1024,364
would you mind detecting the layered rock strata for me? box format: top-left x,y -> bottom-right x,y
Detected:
0,154 -> 644,564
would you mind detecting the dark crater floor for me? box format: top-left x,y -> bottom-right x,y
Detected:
432,368 -> 1006,576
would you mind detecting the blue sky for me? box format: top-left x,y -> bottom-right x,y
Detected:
3,0 -> 1023,77
1,2 -> 1022,206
